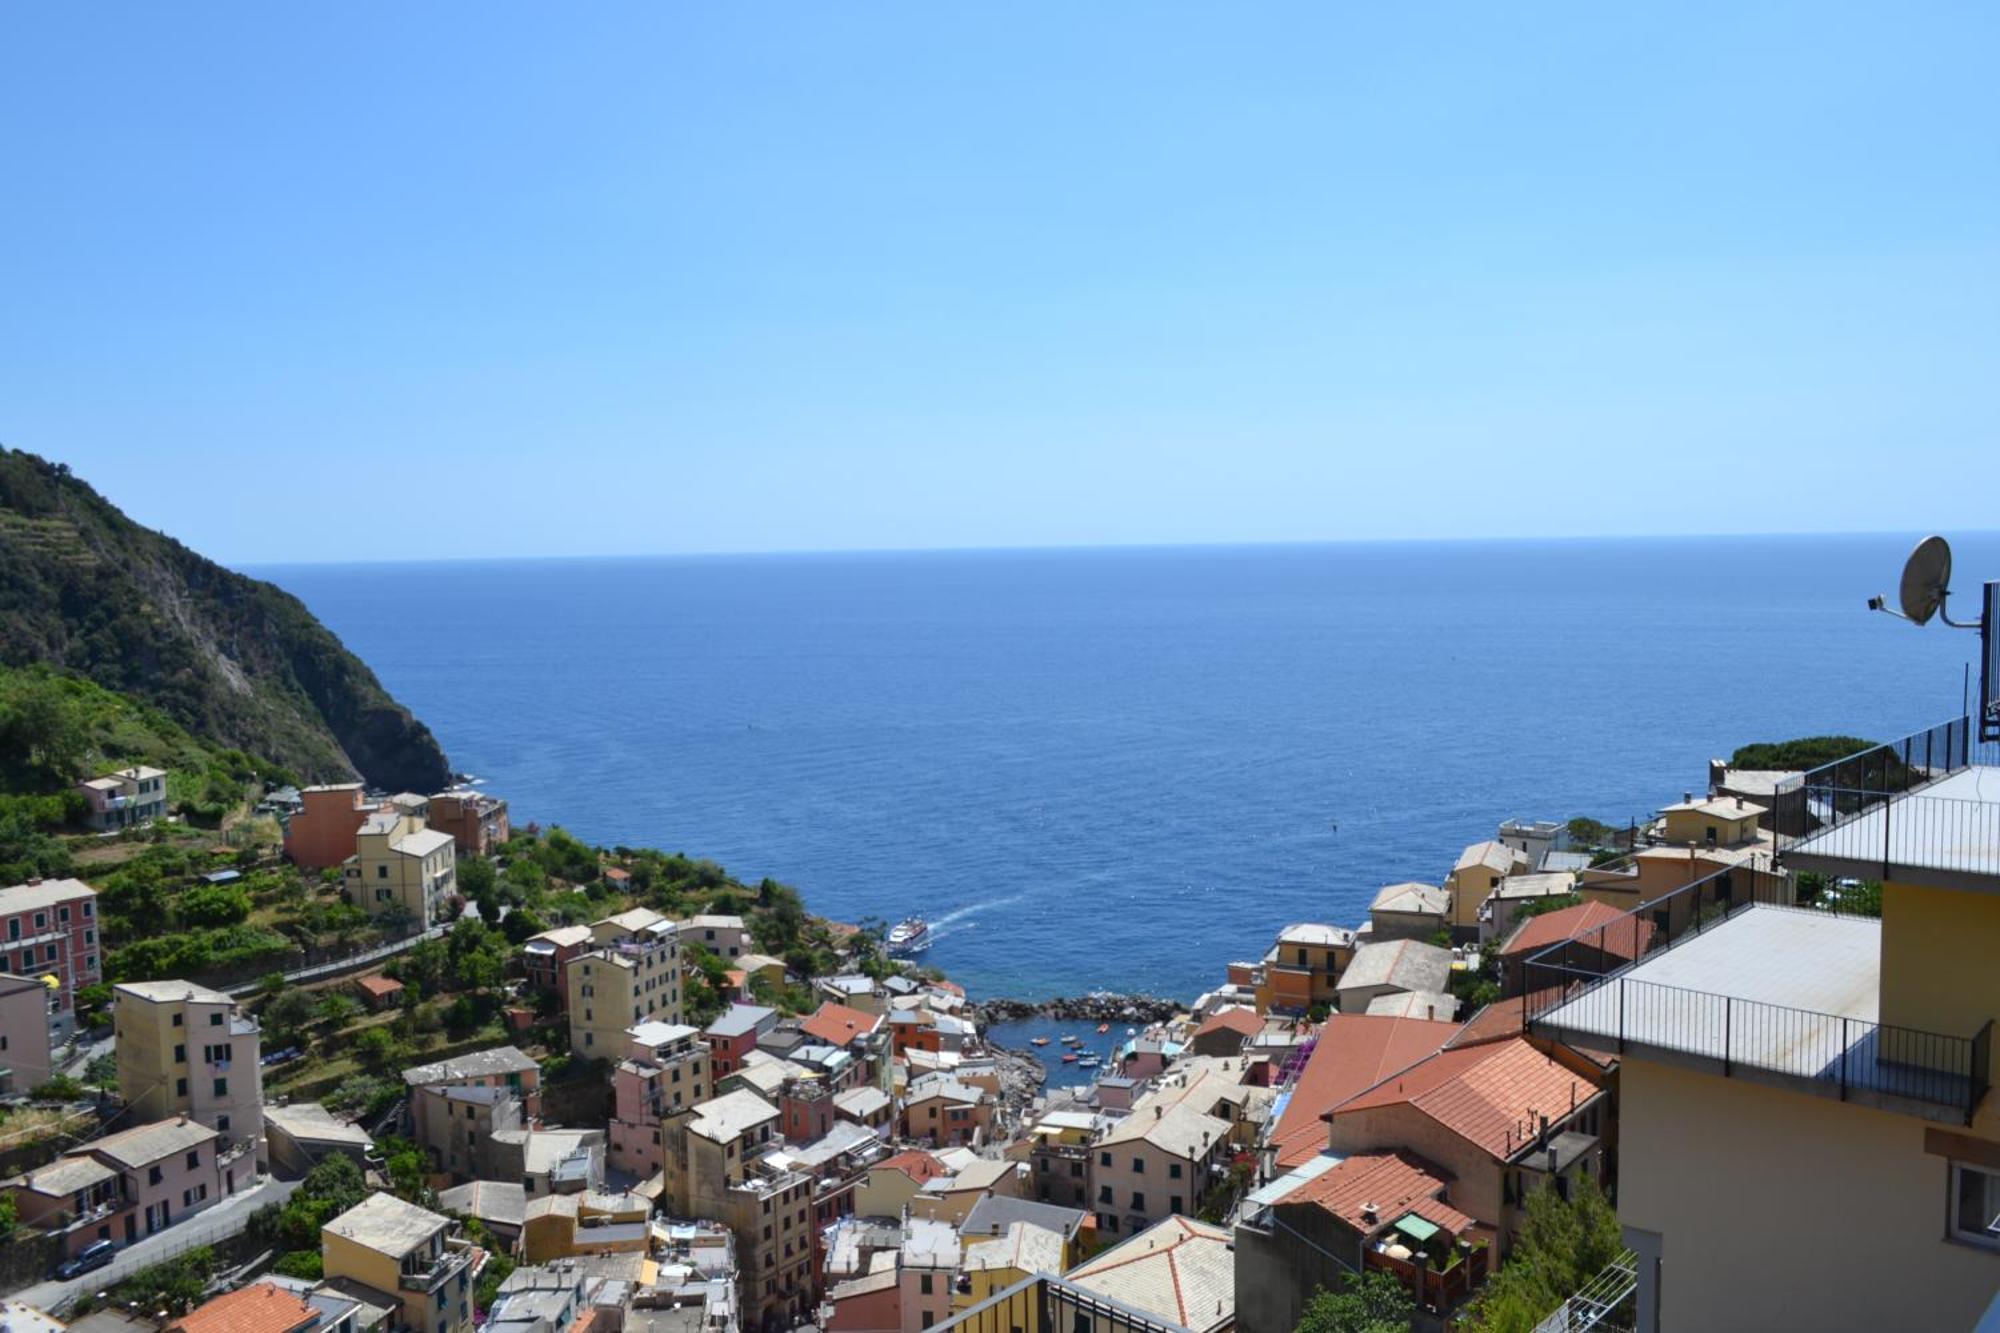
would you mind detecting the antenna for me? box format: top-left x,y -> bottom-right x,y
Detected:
1867,535 -> 2000,743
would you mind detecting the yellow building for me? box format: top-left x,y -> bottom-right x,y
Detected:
112,980 -> 263,1158
567,909 -> 683,1057
1526,731 -> 2000,1332
519,1189 -> 652,1264
342,812 -> 457,931
955,1222 -> 1067,1310
321,1192 -> 475,1333
1444,840 -> 1527,939
1251,923 -> 1356,1015
1657,794 -> 1765,848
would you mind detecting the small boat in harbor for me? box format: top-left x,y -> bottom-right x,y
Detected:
1096,1023 -> 1109,1033
1030,1037 -> 1050,1047
886,917 -> 932,956
1061,1034 -> 1081,1046
1077,1056 -> 1101,1068
1061,1053 -> 1078,1063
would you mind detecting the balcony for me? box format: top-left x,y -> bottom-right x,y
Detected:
399,1245 -> 470,1292
1524,868 -> 1990,1125
1769,716 -> 2000,891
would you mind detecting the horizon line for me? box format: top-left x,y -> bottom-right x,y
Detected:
235,527 -> 1996,572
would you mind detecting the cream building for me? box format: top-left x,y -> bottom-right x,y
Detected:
322,1192 -> 475,1333
343,811 -> 457,931
1444,840 -> 1528,939
1526,726 -> 2000,1332
567,909 -> 684,1056
112,980 -> 263,1157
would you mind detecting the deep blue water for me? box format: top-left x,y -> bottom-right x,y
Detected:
254,536 -> 1998,1002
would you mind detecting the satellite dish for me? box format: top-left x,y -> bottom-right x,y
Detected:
1898,535 -> 1953,626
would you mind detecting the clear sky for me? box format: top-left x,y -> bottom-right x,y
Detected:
3,4 -> 1996,564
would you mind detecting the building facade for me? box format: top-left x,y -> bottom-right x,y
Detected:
113,980 -> 264,1155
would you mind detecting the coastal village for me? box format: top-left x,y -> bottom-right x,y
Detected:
0,710 -> 1995,1333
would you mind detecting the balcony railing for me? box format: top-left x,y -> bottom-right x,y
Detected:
399,1246 -> 468,1291
1522,864 -> 1991,1121
1768,716 -> 2000,847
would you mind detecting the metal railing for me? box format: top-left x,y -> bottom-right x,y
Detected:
1521,865 -> 1990,1117
1779,788 -> 2000,879
1768,716 -> 2000,847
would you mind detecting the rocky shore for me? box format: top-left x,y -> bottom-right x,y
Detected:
972,991 -> 1185,1025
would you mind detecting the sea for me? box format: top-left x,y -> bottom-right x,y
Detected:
255,535 -> 1999,1018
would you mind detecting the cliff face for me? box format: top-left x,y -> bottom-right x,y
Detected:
0,448 -> 451,791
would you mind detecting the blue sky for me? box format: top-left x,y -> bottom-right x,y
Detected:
3,4 -> 1996,563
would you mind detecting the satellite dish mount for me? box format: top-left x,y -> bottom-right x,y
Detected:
1867,535 -> 2000,742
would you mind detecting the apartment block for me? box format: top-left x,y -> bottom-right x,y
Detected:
0,972 -> 54,1092
608,1020 -> 713,1180
321,1192 -> 476,1333
426,788 -> 511,858
113,979 -> 264,1155
285,784 -> 373,870
75,765 -> 168,831
1522,718 -> 2000,1330
404,1046 -> 543,1175
567,909 -> 683,1057
9,1116 -> 243,1253
0,876 -> 100,1041
664,1089 -> 815,1328
521,925 -> 593,1005
343,811 -> 457,931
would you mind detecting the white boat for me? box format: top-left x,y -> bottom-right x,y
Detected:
886,917 -> 932,955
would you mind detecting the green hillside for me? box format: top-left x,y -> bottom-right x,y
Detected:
0,448 -> 448,791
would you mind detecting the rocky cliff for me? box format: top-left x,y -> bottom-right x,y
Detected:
0,448 -> 450,790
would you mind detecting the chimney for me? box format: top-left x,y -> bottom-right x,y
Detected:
1361,1202 -> 1378,1224
1683,792 -> 1693,805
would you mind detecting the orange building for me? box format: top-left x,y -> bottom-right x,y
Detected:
284,784 -> 374,870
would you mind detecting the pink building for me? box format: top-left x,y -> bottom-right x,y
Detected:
0,877 -> 101,1041
702,1003 -> 777,1080
8,1116 -> 241,1254
0,973 -> 54,1093
521,925 -> 593,1006
608,1022 -> 711,1179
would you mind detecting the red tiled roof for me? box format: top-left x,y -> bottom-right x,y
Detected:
1270,1015 -> 1457,1169
1446,992 -> 1617,1069
353,974 -> 403,998
1195,1008 -> 1262,1039
169,1283 -> 317,1333
802,1001 -> 881,1047
571,1309 -> 612,1333
1282,1150 -> 1473,1235
1498,900 -> 1655,961
1334,1036 -> 1606,1161
602,867 -> 631,882
874,1149 -> 947,1183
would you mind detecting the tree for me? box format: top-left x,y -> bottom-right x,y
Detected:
457,856 -> 497,900
177,883 -> 253,928
316,992 -> 362,1029
264,988 -> 320,1045
1295,1271 -> 1414,1333
1461,1177 -> 1622,1333
352,1026 -> 406,1075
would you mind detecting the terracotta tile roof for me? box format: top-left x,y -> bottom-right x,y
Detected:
1447,993 -> 1618,1069
1195,1008 -> 1262,1039
1269,1015 -> 1457,1169
801,1001 -> 881,1047
1281,1150 -> 1472,1235
571,1309 -> 613,1333
1498,900 -> 1655,961
168,1283 -> 318,1333
874,1149 -> 947,1184
1334,1036 -> 1606,1161
353,974 -> 403,998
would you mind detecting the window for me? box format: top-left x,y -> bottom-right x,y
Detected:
1099,1151 -> 1111,1167
174,1044 -> 186,1063
920,1274 -> 934,1296
217,1115 -> 229,1132
209,1013 -> 222,1026
4,921 -> 15,942
1132,1157 -> 1144,1173
59,907 -> 69,924
148,1166 -> 163,1186
1952,1163 -> 2000,1248
43,945 -> 55,962
213,1078 -> 227,1097
1131,1192 -> 1145,1211
33,913 -> 45,929
82,902 -> 92,918
1170,1195 -> 1183,1214
1098,1185 -> 1112,1204
85,929 -> 95,945
186,1151 -> 200,1169
176,1078 -> 188,1097
921,1315 -> 935,1330
1169,1162 -> 1183,1179
377,865 -> 389,879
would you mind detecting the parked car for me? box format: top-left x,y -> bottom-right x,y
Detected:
54,1239 -> 116,1281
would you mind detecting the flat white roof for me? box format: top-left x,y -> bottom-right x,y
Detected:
1538,906 -> 1880,1075
1790,766 -> 2000,881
